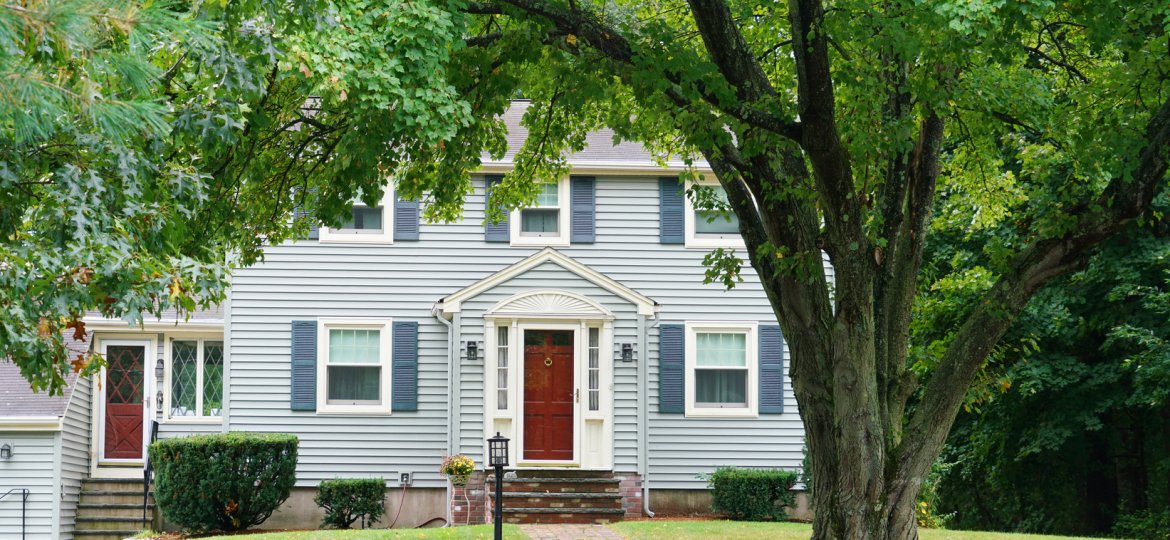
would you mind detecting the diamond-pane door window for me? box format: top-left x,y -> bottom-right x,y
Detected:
170,341 -> 198,416
203,342 -> 224,416
107,345 -> 144,405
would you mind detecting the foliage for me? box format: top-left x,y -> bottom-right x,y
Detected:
439,454 -> 476,478
926,193 -> 1170,535
1113,509 -> 1170,540
150,432 -> 298,533
704,466 -> 798,521
315,478 -> 385,530
198,524 -> 528,540
916,459 -> 952,529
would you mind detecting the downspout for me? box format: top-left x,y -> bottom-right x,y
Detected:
639,314 -> 661,518
433,307 -> 456,528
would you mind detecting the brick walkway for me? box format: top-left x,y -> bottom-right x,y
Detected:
519,523 -> 625,540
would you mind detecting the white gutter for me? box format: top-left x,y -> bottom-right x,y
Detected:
81,319 -> 224,332
433,306 -> 456,528
0,416 -> 63,431
476,161 -> 714,176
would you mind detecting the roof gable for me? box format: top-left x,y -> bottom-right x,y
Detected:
436,248 -> 658,317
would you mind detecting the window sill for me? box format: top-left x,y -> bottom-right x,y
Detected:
510,236 -> 571,247
161,417 -> 225,425
317,232 -> 394,245
684,236 -> 746,250
684,408 -> 759,419
314,407 -> 393,416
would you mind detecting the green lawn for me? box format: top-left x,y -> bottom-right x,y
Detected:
201,524 -> 527,540
609,521 -> 1104,540
196,521 -> 1104,540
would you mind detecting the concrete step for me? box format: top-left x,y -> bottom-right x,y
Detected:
80,489 -> 153,504
497,492 -> 623,510
77,502 -> 154,518
81,478 -> 147,490
75,516 -> 152,531
75,530 -> 142,540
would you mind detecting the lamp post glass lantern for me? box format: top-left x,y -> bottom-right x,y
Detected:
488,432 -> 509,540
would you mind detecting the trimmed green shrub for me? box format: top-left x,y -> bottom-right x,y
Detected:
706,466 -> 798,521
149,432 -> 298,533
315,478 -> 386,529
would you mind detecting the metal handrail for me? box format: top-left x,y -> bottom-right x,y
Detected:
0,488 -> 30,540
143,419 -> 159,527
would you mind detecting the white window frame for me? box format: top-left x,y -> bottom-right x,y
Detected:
684,321 -> 758,418
163,334 -> 226,423
316,319 -> 394,414
318,185 -> 395,244
684,179 -> 747,249
510,177 -> 570,247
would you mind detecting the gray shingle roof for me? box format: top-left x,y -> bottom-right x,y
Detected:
0,331 -> 90,418
485,101 -> 707,169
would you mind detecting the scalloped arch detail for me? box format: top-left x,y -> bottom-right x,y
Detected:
487,290 -> 612,318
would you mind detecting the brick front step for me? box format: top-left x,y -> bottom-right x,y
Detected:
488,478 -> 621,494
497,492 -> 622,510
502,507 -> 626,525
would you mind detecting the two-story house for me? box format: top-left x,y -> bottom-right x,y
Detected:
0,102 -> 812,538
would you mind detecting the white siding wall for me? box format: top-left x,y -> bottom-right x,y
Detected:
60,376 -> 92,539
0,432 -> 56,538
227,175 -> 812,490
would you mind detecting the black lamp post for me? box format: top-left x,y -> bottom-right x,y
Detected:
488,432 -> 510,540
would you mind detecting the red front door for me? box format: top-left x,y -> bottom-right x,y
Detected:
104,344 -> 146,460
523,330 -> 575,461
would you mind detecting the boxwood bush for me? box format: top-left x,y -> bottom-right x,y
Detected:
706,466 -> 798,521
149,432 -> 298,533
315,478 -> 386,529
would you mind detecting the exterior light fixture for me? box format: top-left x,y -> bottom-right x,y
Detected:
465,341 -> 479,362
0,444 -> 12,460
487,432 -> 510,540
155,358 -> 165,380
621,343 -> 634,362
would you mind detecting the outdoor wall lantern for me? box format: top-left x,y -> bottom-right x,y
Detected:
465,341 -> 479,362
0,443 -> 12,460
621,343 -> 634,362
155,358 -> 165,380
488,432 -> 510,540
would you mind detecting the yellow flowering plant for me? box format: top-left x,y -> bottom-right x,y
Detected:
440,454 -> 476,480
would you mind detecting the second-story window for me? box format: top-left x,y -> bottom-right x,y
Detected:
684,180 -> 747,249
510,178 -> 570,247
319,186 -> 395,244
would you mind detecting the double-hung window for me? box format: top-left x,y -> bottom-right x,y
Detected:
684,180 -> 746,249
510,179 -> 570,246
168,338 -> 224,420
318,186 -> 395,244
685,322 -> 757,417
316,320 -> 393,413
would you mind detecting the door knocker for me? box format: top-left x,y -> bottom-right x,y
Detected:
544,357 -> 553,367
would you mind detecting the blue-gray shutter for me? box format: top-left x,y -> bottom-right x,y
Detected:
659,178 -> 684,244
394,193 -> 420,241
759,325 -> 785,414
290,320 -> 317,411
570,176 -> 596,243
484,175 -> 509,242
659,324 -> 685,413
391,321 -> 419,412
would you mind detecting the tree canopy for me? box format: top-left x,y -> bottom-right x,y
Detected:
3,1 -> 1169,538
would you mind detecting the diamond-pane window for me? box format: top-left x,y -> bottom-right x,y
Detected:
170,341 -> 198,416
168,338 -> 224,419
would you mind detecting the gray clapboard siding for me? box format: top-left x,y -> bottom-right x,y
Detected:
59,375 -> 92,539
0,432 -> 56,538
225,175 -> 810,489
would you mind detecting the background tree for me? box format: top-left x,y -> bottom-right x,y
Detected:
4,1 -> 1170,539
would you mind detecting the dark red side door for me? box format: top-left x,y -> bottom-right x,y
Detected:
104,344 -> 145,460
523,330 -> 575,461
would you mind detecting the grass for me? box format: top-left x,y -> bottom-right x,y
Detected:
195,521 -> 1104,540
610,521 -> 1104,540
201,525 -> 527,540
